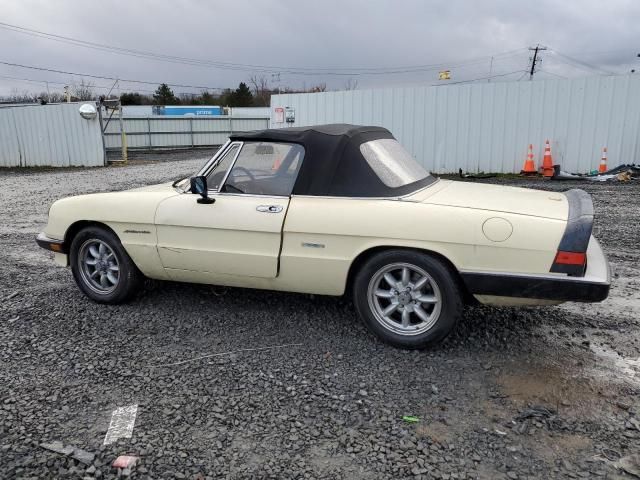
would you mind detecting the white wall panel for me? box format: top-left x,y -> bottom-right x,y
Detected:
229,107 -> 271,117
0,103 -> 104,167
271,75 -> 640,173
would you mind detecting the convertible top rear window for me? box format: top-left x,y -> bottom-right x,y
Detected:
360,139 -> 429,188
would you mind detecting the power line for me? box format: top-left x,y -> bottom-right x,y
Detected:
537,69 -> 567,79
559,47 -> 638,58
438,70 -> 527,86
0,20 -> 517,74
0,63 -> 529,97
0,60 -> 225,90
547,49 -> 616,75
0,21 -> 529,76
0,73 -> 58,86
543,56 -> 602,75
0,73 -> 157,93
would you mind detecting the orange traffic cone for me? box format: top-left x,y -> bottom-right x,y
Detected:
598,147 -> 608,173
541,140 -> 554,177
520,144 -> 536,175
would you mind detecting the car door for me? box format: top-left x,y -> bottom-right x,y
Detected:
155,141 -> 304,279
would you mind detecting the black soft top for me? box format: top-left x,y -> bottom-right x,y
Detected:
229,124 -> 434,197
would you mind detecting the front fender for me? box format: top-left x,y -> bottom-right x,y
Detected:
44,190 -> 176,240
42,188 -> 179,279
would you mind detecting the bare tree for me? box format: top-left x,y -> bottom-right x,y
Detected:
2,88 -> 38,103
344,78 -> 358,90
45,92 -> 67,103
37,91 -> 66,104
309,83 -> 327,93
249,75 -> 271,106
72,79 -> 95,101
178,92 -> 198,104
279,83 -> 328,94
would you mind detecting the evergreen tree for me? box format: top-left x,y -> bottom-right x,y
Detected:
226,82 -> 253,107
153,83 -> 178,105
120,92 -> 150,105
200,91 -> 216,105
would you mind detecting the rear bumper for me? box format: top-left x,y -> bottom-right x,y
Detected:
461,236 -> 610,303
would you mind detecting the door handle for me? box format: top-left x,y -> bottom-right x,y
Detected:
256,205 -> 283,213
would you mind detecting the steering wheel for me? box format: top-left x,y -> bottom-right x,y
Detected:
224,166 -> 262,194
230,166 -> 256,182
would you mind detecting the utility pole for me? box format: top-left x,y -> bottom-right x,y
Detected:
528,44 -> 547,80
488,56 -> 494,82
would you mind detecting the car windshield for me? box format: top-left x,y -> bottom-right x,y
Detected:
359,139 -> 430,188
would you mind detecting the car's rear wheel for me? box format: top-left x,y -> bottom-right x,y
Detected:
70,226 -> 143,304
353,250 -> 462,349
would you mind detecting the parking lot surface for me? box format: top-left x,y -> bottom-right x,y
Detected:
1,156 -> 639,479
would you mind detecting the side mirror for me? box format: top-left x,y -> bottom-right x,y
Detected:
190,176 -> 215,204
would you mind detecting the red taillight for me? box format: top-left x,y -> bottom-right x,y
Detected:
554,251 -> 586,265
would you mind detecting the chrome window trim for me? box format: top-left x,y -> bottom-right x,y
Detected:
190,141 -> 243,195
212,192 -> 290,200
196,139 -> 232,177
212,141 -> 304,199
215,141 -> 244,193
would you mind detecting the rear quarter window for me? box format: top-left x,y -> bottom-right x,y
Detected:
360,139 -> 429,188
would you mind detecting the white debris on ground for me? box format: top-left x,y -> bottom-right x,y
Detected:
104,405 -> 138,445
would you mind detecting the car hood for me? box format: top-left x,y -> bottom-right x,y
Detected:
44,184 -> 180,240
127,182 -> 177,193
411,180 -> 569,220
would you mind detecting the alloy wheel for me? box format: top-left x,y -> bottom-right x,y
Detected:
77,239 -> 120,294
367,262 -> 442,336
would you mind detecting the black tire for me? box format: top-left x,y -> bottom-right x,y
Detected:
353,250 -> 463,349
69,226 -> 143,304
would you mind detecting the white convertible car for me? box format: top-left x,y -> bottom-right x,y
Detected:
37,124 -> 610,348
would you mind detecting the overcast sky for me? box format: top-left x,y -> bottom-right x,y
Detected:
1,0 -> 639,98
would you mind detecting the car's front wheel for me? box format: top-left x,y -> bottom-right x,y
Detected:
353,250 -> 462,349
70,226 -> 143,304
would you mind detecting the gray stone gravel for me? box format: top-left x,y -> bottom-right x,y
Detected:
0,156 -> 639,479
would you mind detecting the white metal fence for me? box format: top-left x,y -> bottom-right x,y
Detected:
103,116 -> 269,151
0,103 -> 104,167
229,107 -> 271,117
271,75 -> 640,173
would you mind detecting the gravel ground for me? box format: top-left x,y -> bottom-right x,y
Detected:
106,148 -> 220,164
1,155 -> 639,480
